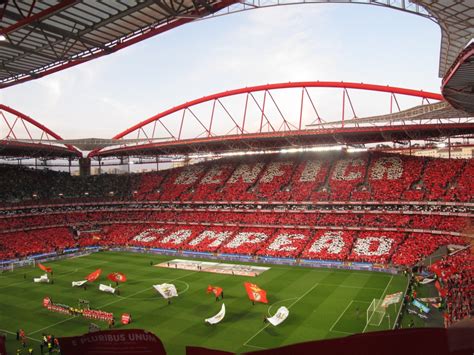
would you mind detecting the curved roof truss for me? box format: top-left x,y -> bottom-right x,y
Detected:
0,105 -> 82,158
87,81 -> 474,158
442,43 -> 474,114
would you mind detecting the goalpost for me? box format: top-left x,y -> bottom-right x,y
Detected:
1,258 -> 35,272
366,298 -> 386,327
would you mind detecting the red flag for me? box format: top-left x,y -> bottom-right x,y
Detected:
86,269 -> 102,282
435,281 -> 448,297
38,263 -> 52,273
443,265 -> 456,278
430,262 -> 442,277
207,285 -> 223,298
244,282 -> 268,304
107,272 -> 127,283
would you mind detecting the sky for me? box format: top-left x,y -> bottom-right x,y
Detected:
0,3 -> 442,141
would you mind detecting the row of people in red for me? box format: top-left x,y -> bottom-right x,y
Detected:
82,309 -> 114,322
430,250 -> 473,327
1,152 -> 473,205
1,208 -> 468,234
2,222 -> 467,267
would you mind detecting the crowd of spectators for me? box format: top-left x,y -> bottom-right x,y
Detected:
347,231 -> 405,264
1,152 -> 473,205
0,164 -> 136,203
0,206 -> 468,235
1,221 -> 468,268
429,250 -> 473,326
300,230 -> 355,261
391,234 -> 466,266
0,151 -> 471,330
0,227 -> 73,260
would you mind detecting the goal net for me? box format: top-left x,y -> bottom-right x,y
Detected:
366,298 -> 385,327
1,258 -> 35,272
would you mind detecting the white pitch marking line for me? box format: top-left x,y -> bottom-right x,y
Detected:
321,284 -> 385,291
362,275 -> 393,333
327,299 -> 372,334
30,316 -> 79,335
98,270 -> 197,308
29,270 -> 198,335
243,344 -> 266,349
0,328 -> 42,343
331,329 -> 353,335
0,261 -> 107,290
243,282 -> 319,348
267,297 -> 298,316
115,279 -> 190,300
329,300 -> 354,333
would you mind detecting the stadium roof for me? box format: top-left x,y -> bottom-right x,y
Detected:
0,104 -> 82,158
417,0 -> 474,78
0,139 -> 80,158
0,0 -> 472,89
88,82 -> 474,158
442,43 -> 474,114
91,123 -> 474,158
0,0 -> 235,88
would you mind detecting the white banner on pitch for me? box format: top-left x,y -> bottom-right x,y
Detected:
72,280 -> 88,287
205,304 -> 226,325
33,274 -> 50,283
267,306 -> 289,326
99,284 -> 116,294
153,283 -> 178,299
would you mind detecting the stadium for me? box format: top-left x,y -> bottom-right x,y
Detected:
0,1 -> 473,355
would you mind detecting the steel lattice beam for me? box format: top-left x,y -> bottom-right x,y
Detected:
87,81 -> 469,159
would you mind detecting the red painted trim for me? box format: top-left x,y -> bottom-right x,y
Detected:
0,0 -> 78,35
88,82 -> 444,157
112,82 -> 443,140
442,43 -> 474,86
0,104 -> 82,156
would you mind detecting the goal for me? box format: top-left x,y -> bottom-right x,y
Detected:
1,258 -> 35,272
366,298 -> 386,327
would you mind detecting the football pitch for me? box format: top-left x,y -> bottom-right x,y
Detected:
0,252 -> 408,354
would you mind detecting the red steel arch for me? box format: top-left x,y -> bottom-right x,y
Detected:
114,82 -> 443,139
0,105 -> 82,158
89,81 -> 457,158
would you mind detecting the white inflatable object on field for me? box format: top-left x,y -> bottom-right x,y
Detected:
205,304 -> 226,325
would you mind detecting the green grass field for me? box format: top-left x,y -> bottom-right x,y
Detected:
0,252 -> 408,354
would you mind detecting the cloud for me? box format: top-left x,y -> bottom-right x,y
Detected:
1,3 -> 442,143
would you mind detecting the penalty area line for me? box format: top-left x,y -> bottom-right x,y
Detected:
362,275 -> 393,333
329,300 -> 354,333
329,299 -> 373,333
